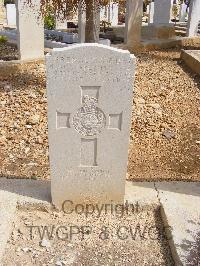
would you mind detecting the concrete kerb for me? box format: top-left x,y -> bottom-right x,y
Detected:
155,182 -> 200,266
114,36 -> 200,52
0,178 -> 51,262
181,49 -> 200,75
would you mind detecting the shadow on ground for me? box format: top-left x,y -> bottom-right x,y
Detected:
0,178 -> 51,202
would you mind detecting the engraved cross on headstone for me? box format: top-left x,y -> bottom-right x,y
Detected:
57,86 -> 123,167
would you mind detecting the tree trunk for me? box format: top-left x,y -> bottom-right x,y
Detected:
85,0 -> 100,43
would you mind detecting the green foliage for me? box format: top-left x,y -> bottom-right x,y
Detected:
0,36 -> 8,44
44,12 -> 56,30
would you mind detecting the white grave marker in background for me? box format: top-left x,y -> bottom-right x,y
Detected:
153,0 -> 173,24
78,3 -> 86,43
148,2 -> 154,24
6,4 -> 16,27
187,0 -> 200,37
125,0 -> 143,46
16,0 -> 44,60
179,3 -> 187,22
110,2 -> 118,26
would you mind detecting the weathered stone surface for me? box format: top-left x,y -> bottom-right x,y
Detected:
16,0 -> 44,60
46,44 -> 135,208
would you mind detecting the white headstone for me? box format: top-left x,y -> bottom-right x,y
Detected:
179,3 -> 187,22
110,2 -> 118,26
56,17 -> 68,30
148,2 -> 154,24
16,0 -> 44,60
6,4 -> 16,27
146,4 -> 150,14
124,0 -> 143,46
153,0 -> 173,24
100,2 -> 118,26
186,0 -> 200,37
100,5 -> 106,21
46,44 -> 135,208
78,3 -> 86,43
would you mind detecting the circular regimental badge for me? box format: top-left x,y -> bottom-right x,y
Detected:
72,95 -> 106,137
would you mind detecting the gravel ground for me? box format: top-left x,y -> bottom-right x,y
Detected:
2,206 -> 174,265
0,43 -> 18,61
0,44 -> 199,181
128,49 -> 200,181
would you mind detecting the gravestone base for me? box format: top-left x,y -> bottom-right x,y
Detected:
112,25 -> 125,40
0,58 -> 45,78
142,23 -> 175,39
126,41 -> 143,50
52,177 -> 126,210
141,36 -> 200,51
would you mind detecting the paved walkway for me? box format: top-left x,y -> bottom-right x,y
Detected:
0,178 -> 199,265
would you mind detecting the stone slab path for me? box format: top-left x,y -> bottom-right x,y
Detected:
156,182 -> 200,265
0,190 -> 17,262
0,179 -> 199,265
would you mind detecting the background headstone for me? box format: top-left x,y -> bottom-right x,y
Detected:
109,2 -> 118,26
16,0 -> 44,60
179,3 -> 187,22
146,4 -> 150,14
186,0 -> 200,37
100,2 -> 118,26
6,4 -> 16,27
56,17 -> 68,30
78,3 -> 86,43
124,0 -> 143,46
153,0 -> 173,24
46,44 -> 135,208
148,2 -> 154,24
